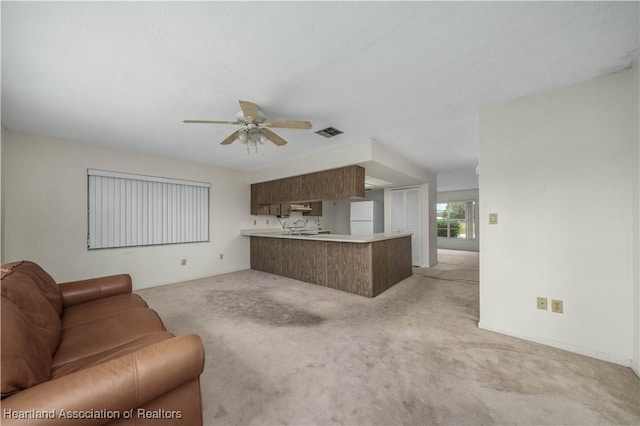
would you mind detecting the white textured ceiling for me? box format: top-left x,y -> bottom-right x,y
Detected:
2,2 -> 638,174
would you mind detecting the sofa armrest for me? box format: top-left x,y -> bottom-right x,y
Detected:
1,334 -> 205,425
58,274 -> 132,307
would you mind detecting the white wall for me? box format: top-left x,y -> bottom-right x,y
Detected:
437,189 -> 479,251
1,130 -> 251,289
479,69 -> 637,366
437,168 -> 479,192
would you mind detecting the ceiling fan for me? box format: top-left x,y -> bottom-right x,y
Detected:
183,100 -> 312,153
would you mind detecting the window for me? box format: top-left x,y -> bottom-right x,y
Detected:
88,169 -> 210,249
437,201 -> 476,239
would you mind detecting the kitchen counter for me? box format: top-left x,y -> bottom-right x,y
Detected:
240,229 -> 413,243
243,229 -> 412,297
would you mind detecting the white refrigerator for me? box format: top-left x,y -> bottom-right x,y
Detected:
350,201 -> 384,235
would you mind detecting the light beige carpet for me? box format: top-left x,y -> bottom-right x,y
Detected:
138,250 -> 639,425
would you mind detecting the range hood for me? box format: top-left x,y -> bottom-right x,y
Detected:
290,203 -> 313,211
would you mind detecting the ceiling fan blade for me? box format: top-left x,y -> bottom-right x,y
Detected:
183,120 -> 240,125
220,129 -> 240,145
261,128 -> 287,146
263,120 -> 312,130
239,100 -> 259,120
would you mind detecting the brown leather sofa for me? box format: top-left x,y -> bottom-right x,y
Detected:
1,260 -> 205,425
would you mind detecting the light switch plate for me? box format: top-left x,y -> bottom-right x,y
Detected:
489,213 -> 498,225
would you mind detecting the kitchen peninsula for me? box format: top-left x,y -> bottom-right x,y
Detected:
241,230 -> 413,297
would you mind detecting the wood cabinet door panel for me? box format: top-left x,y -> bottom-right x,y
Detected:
253,183 -> 264,205
250,184 -> 259,215
299,172 -> 321,201
282,176 -> 301,202
371,236 -> 412,296
303,201 -> 323,216
281,239 -> 326,284
250,237 -> 282,275
325,242 -> 372,297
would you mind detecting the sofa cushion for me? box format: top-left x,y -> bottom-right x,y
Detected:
51,332 -> 175,379
1,297 -> 52,398
1,260 -> 23,279
52,307 -> 166,368
61,293 -> 148,329
13,261 -> 63,315
1,269 -> 62,357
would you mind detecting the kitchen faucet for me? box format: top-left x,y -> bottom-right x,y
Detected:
290,219 -> 307,235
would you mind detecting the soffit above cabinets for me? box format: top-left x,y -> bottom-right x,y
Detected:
364,176 -> 393,189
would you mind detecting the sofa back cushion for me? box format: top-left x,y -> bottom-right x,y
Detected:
1,296 -> 53,398
8,261 -> 63,315
0,262 -> 62,395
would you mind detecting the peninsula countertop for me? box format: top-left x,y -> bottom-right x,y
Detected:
240,229 -> 413,243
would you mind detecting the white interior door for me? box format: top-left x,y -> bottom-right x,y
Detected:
391,190 -> 405,232
391,188 -> 422,266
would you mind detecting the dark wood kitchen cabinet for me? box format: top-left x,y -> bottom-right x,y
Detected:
251,184 -> 270,215
302,201 -> 323,217
258,180 -> 279,204
250,237 -> 282,275
269,203 -> 291,217
299,165 -> 364,201
282,176 -> 301,202
249,234 -> 412,297
250,165 -> 364,215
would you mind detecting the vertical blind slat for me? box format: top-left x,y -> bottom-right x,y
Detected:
88,172 -> 209,249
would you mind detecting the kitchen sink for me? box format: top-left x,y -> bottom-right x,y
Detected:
298,230 -> 331,235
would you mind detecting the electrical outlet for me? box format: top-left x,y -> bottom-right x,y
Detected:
219,253 -> 224,260
551,299 -> 563,313
181,259 -> 187,266
489,213 -> 499,225
253,220 -> 256,226
266,219 -> 269,225
537,297 -> 548,310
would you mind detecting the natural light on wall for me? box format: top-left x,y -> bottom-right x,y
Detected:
87,169 -> 210,249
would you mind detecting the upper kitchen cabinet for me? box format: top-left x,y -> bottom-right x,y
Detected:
251,184 -> 270,215
282,176 -> 301,202
302,201 -> 323,217
254,176 -> 300,204
251,165 -> 364,214
299,165 -> 365,201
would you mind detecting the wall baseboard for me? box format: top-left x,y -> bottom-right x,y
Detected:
478,322 -> 631,368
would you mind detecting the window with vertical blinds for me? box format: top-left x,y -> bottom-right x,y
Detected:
88,169 -> 210,250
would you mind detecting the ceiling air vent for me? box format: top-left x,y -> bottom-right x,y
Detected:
315,127 -> 343,138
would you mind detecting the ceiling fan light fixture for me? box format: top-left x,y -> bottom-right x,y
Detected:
184,100 -> 312,155
248,128 -> 261,143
